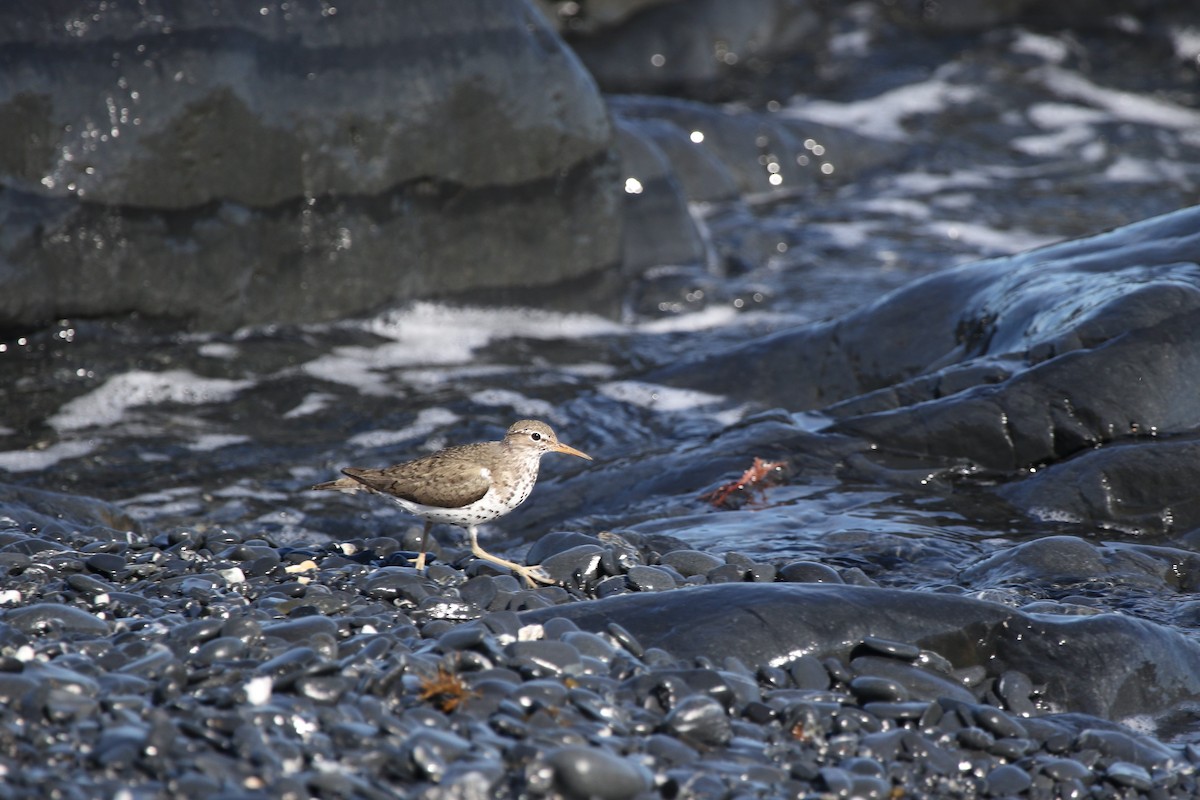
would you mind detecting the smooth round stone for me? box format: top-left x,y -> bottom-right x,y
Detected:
403,728 -> 473,781
458,576 -> 499,609
665,695 -> 732,747
705,563 -> 745,583
857,636 -> 921,660
295,674 -> 350,703
957,726 -> 995,750
0,673 -> 37,704
67,573 -> 113,598
996,669 -> 1037,715
512,679 -> 569,710
985,764 -> 1033,795
547,745 -> 651,800
973,706 -> 1027,740
257,646 -> 320,678
850,775 -> 891,799
849,676 -> 909,703
745,562 -> 777,582
778,561 -> 843,583
594,575 -> 630,598
561,631 -> 616,663
992,738 -> 1034,761
505,640 -> 582,677
818,766 -> 853,795
6,603 -> 108,635
539,545 -> 606,583
862,701 -> 930,721
1039,757 -> 1092,783
849,656 -> 975,704
0,538 -> 71,555
363,568 -> 430,602
526,532 -> 605,564
262,615 -> 338,643
787,655 -> 831,690
604,623 -> 645,658
438,624 -> 489,654
193,636 -> 249,665
84,552 -> 127,578
660,550 -> 724,577
626,565 -> 676,592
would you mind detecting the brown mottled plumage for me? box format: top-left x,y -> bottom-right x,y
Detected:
312,420 -> 591,585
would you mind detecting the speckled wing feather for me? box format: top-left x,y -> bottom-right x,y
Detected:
341,448 -> 492,508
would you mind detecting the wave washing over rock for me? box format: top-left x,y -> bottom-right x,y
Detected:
3,1 -> 1200,798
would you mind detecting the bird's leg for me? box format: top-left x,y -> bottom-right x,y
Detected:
412,520 -> 433,572
465,526 -> 555,588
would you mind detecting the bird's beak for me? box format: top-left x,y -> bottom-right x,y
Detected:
552,441 -> 593,460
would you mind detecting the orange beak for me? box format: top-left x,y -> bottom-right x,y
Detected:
551,441 -> 593,460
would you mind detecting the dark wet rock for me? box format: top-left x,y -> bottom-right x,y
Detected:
664,694 -> 732,748
778,561 -> 845,583
985,763 -> 1034,795
545,745 -> 652,800
0,0 -> 620,331
660,549 -> 725,577
636,205 -> 1200,536
520,582 -> 1200,720
563,0 -> 822,101
538,544 -> 608,585
849,676 -> 909,703
6,603 -> 109,636
625,564 -> 677,592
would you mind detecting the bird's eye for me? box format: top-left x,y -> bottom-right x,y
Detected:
530,432 -> 542,441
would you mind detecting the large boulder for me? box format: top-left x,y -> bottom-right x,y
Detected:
0,0 -> 621,331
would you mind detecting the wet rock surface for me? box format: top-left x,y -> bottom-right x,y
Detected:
0,0 -> 620,330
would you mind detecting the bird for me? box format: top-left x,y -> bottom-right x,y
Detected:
311,419 -> 592,586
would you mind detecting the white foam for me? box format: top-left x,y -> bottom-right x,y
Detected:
1172,26 -> 1200,62
468,389 -> 557,419
187,434 -> 251,452
599,381 -> 746,425
283,392 -> 336,419
197,342 -> 239,359
0,439 -> 97,472
635,305 -> 740,333
1010,30 -> 1070,63
366,302 -> 621,345
924,220 -> 1060,255
302,303 -> 622,396
1104,155 -> 1170,183
786,76 -> 980,141
346,407 -> 460,450
48,370 -> 252,432
1037,65 -> 1200,130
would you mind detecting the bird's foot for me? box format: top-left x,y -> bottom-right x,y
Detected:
411,551 -> 428,572
513,563 -> 556,588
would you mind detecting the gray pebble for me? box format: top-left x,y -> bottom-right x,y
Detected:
6,603 -> 109,635
660,550 -> 724,577
546,745 -> 652,800
985,763 -> 1033,795
778,561 -> 843,583
626,565 -> 677,592
665,695 -> 733,747
1106,761 -> 1152,790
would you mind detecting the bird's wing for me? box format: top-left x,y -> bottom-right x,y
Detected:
342,451 -> 491,508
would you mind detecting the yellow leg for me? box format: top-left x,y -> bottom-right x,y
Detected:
412,520 -> 433,572
466,526 -> 554,588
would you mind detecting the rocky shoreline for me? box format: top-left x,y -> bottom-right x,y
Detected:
2,514 -> 1197,798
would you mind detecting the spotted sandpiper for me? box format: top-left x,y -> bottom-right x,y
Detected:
312,420 -> 592,586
